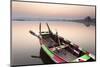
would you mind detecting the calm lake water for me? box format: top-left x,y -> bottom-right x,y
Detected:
11,21 -> 95,65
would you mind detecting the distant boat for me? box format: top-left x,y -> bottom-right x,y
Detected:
29,23 -> 95,64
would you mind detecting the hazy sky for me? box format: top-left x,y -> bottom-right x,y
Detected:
12,1 -> 95,19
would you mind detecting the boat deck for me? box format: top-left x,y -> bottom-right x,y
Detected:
53,48 -> 77,62
42,37 -> 78,62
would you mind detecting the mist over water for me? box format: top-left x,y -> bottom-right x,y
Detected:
12,21 -> 95,65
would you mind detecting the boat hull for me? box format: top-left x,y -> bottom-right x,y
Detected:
40,47 -> 56,64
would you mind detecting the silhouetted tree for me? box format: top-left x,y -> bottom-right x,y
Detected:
85,16 -> 92,21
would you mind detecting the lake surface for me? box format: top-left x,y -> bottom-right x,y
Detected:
11,21 -> 95,65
